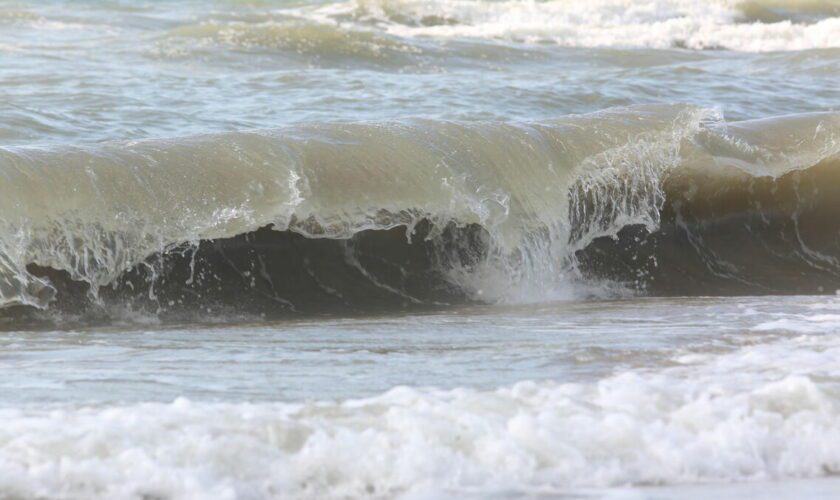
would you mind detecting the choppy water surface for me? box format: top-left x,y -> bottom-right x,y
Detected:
2,0 -> 840,498
2,0 -> 839,146
5,297 -> 840,499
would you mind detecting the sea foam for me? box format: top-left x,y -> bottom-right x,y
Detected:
3,330 -> 840,499
307,0 -> 840,51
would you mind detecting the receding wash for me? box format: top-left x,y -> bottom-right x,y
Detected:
1,0 -> 840,499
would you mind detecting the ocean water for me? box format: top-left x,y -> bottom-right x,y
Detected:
2,0 -> 840,498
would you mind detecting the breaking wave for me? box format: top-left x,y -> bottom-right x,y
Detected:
335,0 -> 840,51
154,0 -> 840,58
161,20 -> 423,64
1,104 -> 840,325
164,0 -> 840,54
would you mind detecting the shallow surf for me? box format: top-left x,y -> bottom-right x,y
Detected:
2,0 -> 840,498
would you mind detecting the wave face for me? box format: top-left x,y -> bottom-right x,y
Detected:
1,105 -> 840,324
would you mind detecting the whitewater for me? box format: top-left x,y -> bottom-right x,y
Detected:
2,0 -> 840,498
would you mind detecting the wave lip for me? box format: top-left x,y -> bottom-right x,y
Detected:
1,105 -> 840,324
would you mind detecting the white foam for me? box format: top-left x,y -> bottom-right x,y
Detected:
310,0 -> 840,52
4,332 -> 840,499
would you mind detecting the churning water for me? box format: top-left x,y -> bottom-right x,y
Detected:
1,0 -> 840,498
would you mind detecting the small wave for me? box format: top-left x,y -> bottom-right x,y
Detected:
160,19 -> 422,64
0,8 -> 98,31
738,0 -> 840,23
0,9 -> 39,24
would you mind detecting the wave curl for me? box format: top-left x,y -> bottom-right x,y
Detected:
1,105 -> 839,326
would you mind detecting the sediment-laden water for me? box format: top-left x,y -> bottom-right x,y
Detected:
2,0 -> 840,498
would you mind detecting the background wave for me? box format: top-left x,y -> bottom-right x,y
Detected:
151,0 -> 840,57
301,0 -> 840,51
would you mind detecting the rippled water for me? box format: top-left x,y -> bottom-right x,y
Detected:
2,0 -> 838,147
2,0 -> 840,498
